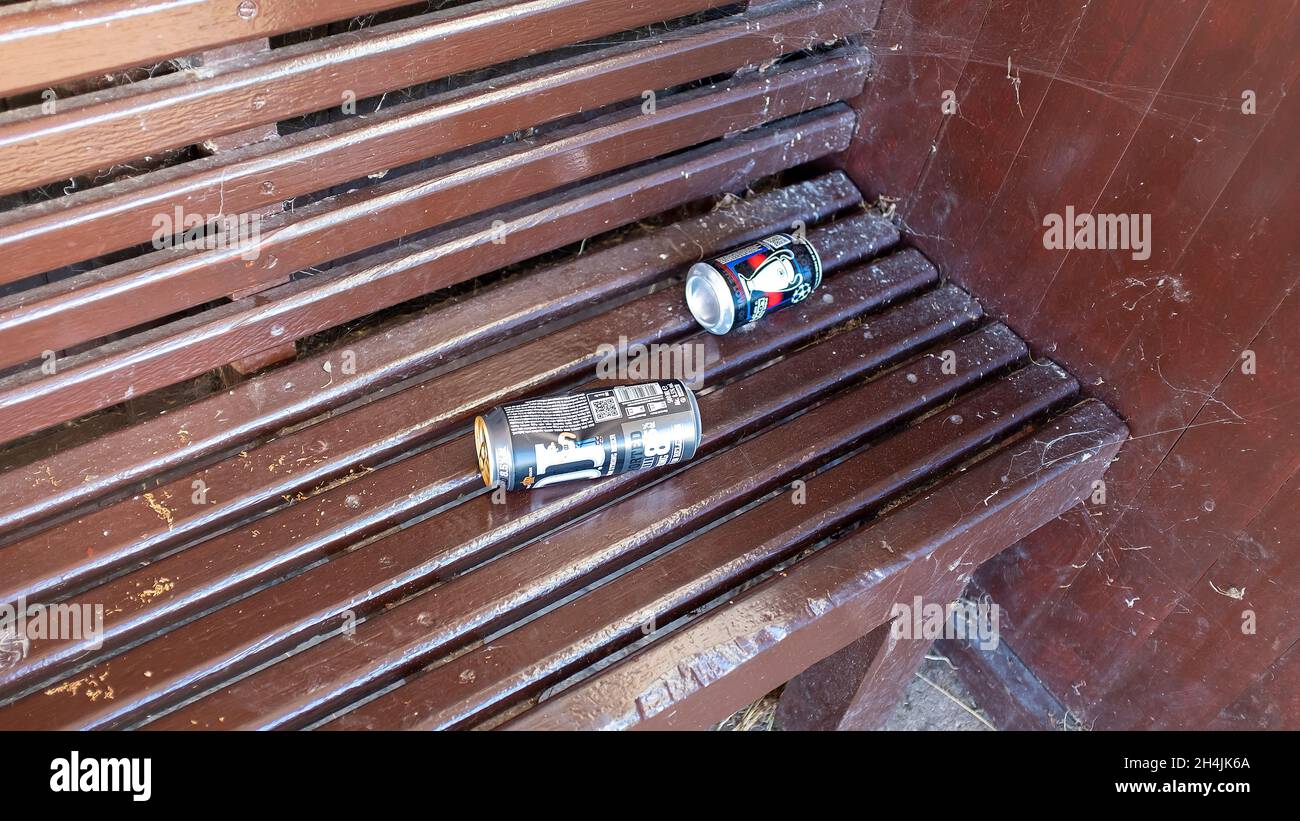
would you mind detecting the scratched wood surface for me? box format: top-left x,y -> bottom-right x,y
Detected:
842,0 -> 1300,729
0,171 -> 862,537
0,1 -> 876,287
0,0 -> 420,97
0,53 -> 871,369
0,210 -> 901,670
510,400 -> 1125,730
0,0 -> 737,196
0,197 -> 906,724
0,159 -> 1122,728
0,0 -> 883,444
0,110 -> 856,444
0,0 -> 1138,730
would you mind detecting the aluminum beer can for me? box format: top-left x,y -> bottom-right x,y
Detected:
684,232 -> 822,335
474,380 -> 702,491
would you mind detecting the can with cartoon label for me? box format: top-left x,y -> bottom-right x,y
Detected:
684,233 -> 822,334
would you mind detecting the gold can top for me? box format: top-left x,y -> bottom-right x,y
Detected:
473,415 -> 494,489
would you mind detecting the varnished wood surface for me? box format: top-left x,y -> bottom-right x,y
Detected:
0,0 -> 875,286
843,0 -> 1300,730
0,0 -> 732,195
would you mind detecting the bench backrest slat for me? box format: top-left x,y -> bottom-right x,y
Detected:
0,2 -> 870,287
0,0 -> 422,98
0,0 -> 733,195
0,52 -> 870,369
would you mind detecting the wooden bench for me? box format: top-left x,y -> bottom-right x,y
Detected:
0,0 -> 1125,730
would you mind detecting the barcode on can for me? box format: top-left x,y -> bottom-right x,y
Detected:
614,383 -> 663,403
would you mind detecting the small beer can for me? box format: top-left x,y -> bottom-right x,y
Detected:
474,380 -> 702,491
684,232 -> 823,335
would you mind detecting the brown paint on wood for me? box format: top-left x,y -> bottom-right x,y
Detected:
940,0 -> 1208,322
780,573 -> 973,730
0,0 -> 876,286
0,172 -> 862,537
839,0 -> 1300,731
0,0 -> 420,97
322,324 -> 1041,731
1104,467 -> 1300,729
192,39 -> 284,155
1209,642 -> 1300,730
0,220 -> 910,721
505,401 -> 1126,730
224,340 -> 298,376
891,0 -> 1088,258
771,624 -> 894,731
143,286 -> 996,730
934,624 -> 1069,730
0,0 -> 734,196
0,212 -> 893,612
840,0 -> 991,203
20,256 -> 932,729
0,110 -> 855,444
0,51 -> 870,367
976,75 -> 1300,726
195,39 -> 295,370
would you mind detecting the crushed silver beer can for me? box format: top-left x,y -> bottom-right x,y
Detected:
474,380 -> 702,491
684,232 -> 823,334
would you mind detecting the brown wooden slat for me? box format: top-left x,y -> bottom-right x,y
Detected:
505,400 -> 1127,730
141,287 -> 1001,731
0,108 -> 855,444
0,236 -> 918,716
0,212 -> 898,632
0,173 -> 862,537
0,0 -> 420,97
0,51 -> 870,367
0,0 -> 877,285
0,0 -> 739,197
5,290 -> 695,611
3,255 -> 937,728
324,323 -> 1034,730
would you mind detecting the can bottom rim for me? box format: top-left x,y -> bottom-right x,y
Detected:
473,415 -> 494,489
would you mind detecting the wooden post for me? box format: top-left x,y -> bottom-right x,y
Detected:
777,573 -> 970,730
